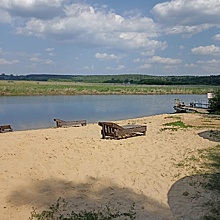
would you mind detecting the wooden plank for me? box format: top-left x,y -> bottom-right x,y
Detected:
54,119 -> 86,128
98,122 -> 147,139
0,125 -> 13,133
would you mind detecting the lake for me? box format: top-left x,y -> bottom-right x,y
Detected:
0,94 -> 207,131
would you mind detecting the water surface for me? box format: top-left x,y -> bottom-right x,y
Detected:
0,94 -> 207,131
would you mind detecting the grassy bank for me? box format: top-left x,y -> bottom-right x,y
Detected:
176,144 -> 220,220
0,80 -> 218,96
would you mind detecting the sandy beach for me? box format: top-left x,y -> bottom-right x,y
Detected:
0,113 -> 220,220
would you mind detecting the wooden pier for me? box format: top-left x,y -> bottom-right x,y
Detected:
173,99 -> 212,114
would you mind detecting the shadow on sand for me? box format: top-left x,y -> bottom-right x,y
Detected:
7,176 -> 174,219
168,137 -> 220,220
198,130 -> 220,142
167,174 -> 218,220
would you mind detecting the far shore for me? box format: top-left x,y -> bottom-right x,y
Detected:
0,113 -> 220,220
0,80 -> 218,96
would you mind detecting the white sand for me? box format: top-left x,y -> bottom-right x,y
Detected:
0,113 -> 219,220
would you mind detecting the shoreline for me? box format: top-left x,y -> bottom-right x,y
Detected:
0,113 -> 220,219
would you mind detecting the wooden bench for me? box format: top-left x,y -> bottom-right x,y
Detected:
0,124 -> 13,133
54,119 -> 87,128
98,122 -> 147,139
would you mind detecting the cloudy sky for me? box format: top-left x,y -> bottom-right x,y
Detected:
0,0 -> 220,76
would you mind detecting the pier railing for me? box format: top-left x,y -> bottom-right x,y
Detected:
189,100 -> 210,109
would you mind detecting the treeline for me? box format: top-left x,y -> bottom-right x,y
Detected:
0,73 -> 220,85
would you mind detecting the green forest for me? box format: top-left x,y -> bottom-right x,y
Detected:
1,73 -> 220,85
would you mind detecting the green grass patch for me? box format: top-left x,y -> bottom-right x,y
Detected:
160,127 -> 178,132
200,145 -> 220,220
164,116 -> 182,120
29,197 -> 136,220
198,145 -> 220,192
0,80 -> 219,96
161,120 -> 193,131
163,120 -> 192,128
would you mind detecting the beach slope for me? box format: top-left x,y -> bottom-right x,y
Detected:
0,113 -> 219,220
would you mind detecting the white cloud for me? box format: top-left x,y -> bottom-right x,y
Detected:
133,58 -> 142,63
30,54 -> 41,62
45,48 -> 55,56
44,59 -> 54,65
141,50 -> 155,56
9,2 -> 166,52
147,56 -> 182,64
139,63 -> 152,69
30,57 -> 41,62
164,65 -> 177,69
197,59 -> 220,64
106,66 -> 112,70
116,65 -> 125,70
45,48 -> 54,52
191,45 -> 220,56
1,0 -> 63,8
164,24 -> 213,37
196,59 -> 220,73
152,0 -> 220,26
84,65 -> 94,70
213,34 -> 220,41
184,63 -> 197,68
206,59 -> 220,64
0,9 -> 11,23
0,0 -> 65,19
30,53 -> 54,65
0,58 -> 19,65
106,65 -> 126,71
152,0 -> 220,36
95,53 -> 121,61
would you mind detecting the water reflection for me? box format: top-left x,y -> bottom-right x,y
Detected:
0,94 -> 206,131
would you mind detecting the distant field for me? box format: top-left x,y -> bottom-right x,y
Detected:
0,80 -> 218,96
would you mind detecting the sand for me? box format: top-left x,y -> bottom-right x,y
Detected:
0,113 -> 220,220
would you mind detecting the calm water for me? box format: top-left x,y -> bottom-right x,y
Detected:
0,94 -> 207,131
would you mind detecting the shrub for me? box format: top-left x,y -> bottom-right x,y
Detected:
209,90 -> 220,113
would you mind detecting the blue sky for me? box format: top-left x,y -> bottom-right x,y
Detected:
0,0 -> 220,76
